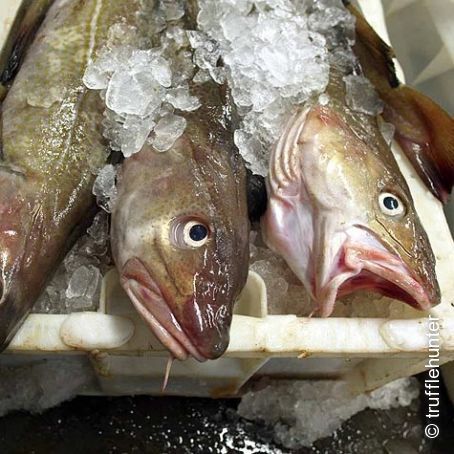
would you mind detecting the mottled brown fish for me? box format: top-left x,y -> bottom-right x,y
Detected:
346,2 -> 454,203
111,80 -> 250,360
262,56 -> 440,315
0,0 -> 151,347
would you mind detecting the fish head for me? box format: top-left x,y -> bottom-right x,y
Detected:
262,104 -> 440,316
112,140 -> 249,361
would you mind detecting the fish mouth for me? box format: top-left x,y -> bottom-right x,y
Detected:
316,228 -> 433,317
121,259 -> 207,362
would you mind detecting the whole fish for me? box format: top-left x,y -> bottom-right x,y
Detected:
0,0 -> 150,347
111,80 -> 250,361
347,2 -> 454,203
262,52 -> 440,315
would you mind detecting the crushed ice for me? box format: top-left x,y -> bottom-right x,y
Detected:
83,9 -> 200,157
92,164 -> 118,213
0,358 -> 94,417
34,212 -> 111,314
238,377 -> 420,448
194,0 -> 386,175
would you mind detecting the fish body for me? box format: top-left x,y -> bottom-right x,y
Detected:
111,80 -> 250,360
0,0 -> 149,347
347,3 -> 454,203
262,65 -> 440,316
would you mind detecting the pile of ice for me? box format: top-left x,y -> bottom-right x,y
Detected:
83,10 -> 200,158
238,377 -> 419,448
0,358 -> 94,416
34,212 -> 110,314
193,0 -> 391,175
192,0 -> 329,175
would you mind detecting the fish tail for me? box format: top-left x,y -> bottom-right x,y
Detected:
383,86 -> 454,203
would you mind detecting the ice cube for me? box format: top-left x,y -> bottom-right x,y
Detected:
86,211 -> 109,256
193,39 -> 221,71
160,0 -> 185,21
92,164 -> 117,213
151,56 -> 172,88
152,114 -> 187,152
220,13 -> 255,42
379,119 -> 396,146
192,69 -> 211,84
122,114 -> 157,157
166,87 -> 201,111
343,74 -> 384,116
234,130 -> 268,176
164,26 -> 189,49
65,265 -> 102,310
106,68 -> 156,116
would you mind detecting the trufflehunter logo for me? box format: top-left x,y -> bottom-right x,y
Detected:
424,314 -> 440,439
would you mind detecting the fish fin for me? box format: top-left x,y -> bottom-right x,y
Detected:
347,3 -> 399,89
0,0 -> 52,85
348,3 -> 454,202
382,86 -> 454,203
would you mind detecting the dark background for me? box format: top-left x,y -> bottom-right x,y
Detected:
0,372 -> 453,454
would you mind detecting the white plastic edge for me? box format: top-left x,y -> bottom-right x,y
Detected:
2,0 -> 453,360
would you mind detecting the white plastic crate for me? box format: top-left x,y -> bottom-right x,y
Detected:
1,0 -> 453,397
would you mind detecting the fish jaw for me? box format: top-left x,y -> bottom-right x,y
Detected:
262,104 -> 439,317
314,226 -> 434,317
121,257 -> 232,361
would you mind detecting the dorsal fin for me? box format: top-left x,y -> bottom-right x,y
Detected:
348,3 -> 454,203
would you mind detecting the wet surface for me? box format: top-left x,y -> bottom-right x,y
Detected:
0,373 -> 452,454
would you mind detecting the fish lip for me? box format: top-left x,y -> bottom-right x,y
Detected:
121,260 -> 207,362
316,234 -> 432,317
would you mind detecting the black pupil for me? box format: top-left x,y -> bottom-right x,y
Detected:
383,196 -> 399,210
189,224 -> 208,242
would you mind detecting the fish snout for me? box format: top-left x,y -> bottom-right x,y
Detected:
121,258 -> 233,361
180,296 -> 232,359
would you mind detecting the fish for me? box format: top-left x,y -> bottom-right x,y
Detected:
261,59 -> 440,316
346,2 -> 454,203
0,0 -> 54,93
0,0 -> 152,348
111,79 -> 250,361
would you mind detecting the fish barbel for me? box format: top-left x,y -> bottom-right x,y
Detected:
262,8 -> 440,316
0,0 -> 154,347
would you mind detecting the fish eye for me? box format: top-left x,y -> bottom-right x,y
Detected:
378,192 -> 405,217
183,221 -> 209,247
170,218 -> 210,249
